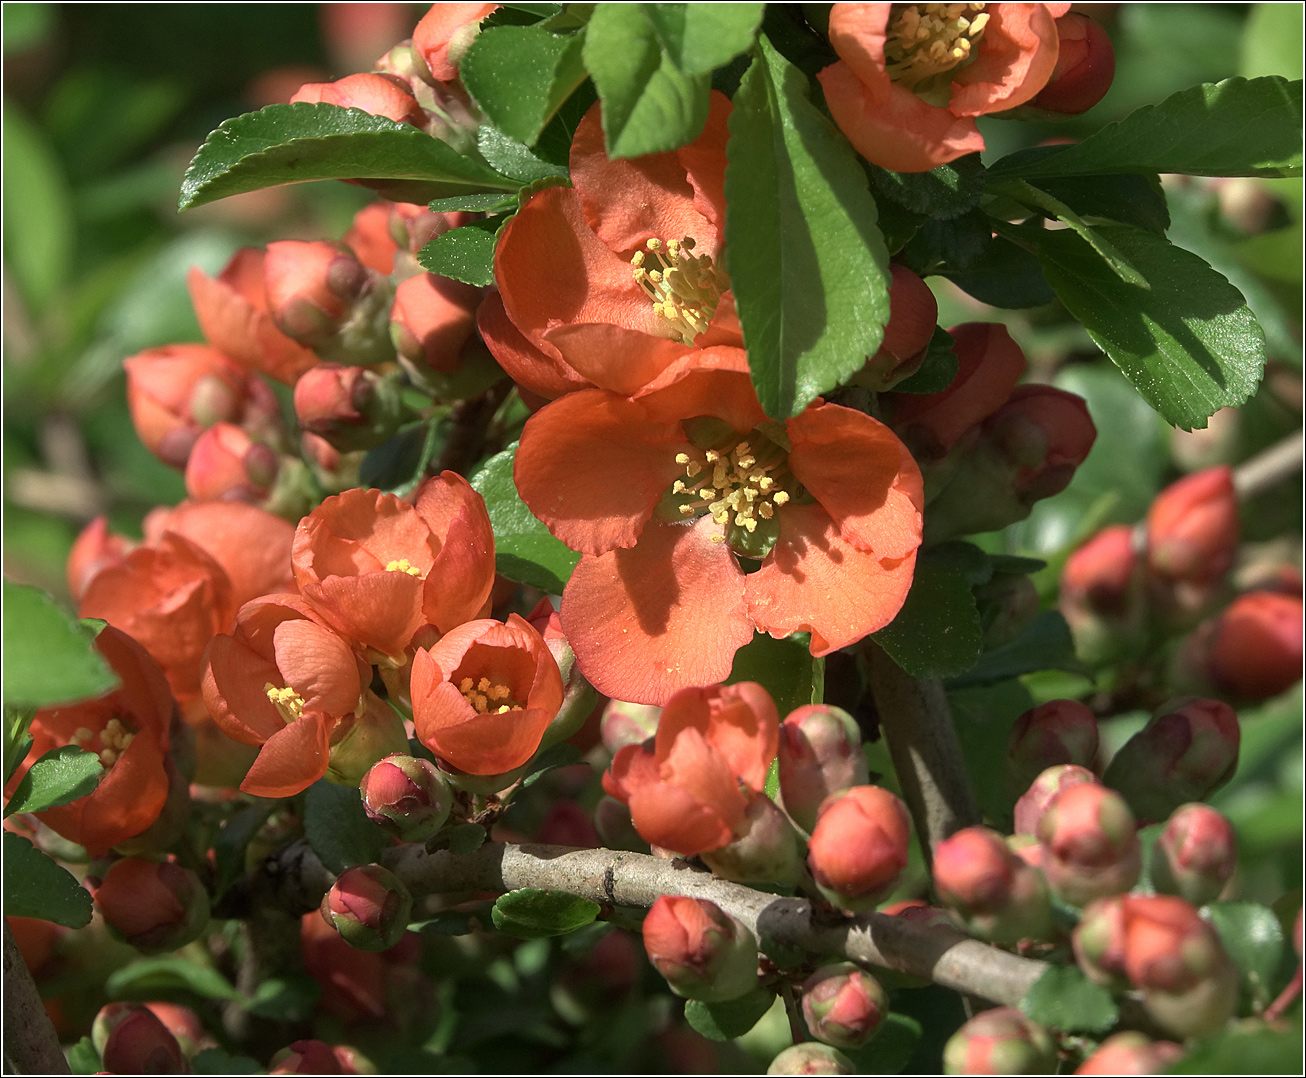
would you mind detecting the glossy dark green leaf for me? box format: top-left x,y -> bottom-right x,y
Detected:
490,888 -> 601,939
1204,901 -> 1286,1006
727,36 -> 890,419
106,956 -> 240,1000
845,1012 -> 923,1074
866,153 -> 986,219
178,103 -> 517,211
1167,1025 -> 1303,1074
891,327 -> 958,394
1020,964 -> 1118,1034
728,631 -> 822,716
1031,174 -> 1170,234
358,418 -> 440,498
4,744 -> 102,816
582,3 -> 710,158
521,742 -> 582,788
429,192 -> 519,213
989,76 -> 1303,180
873,549 -> 983,679
461,25 -> 588,146
3,581 -> 118,708
640,3 -> 765,75
471,443 -> 580,593
684,987 -> 777,1041
2,831 -> 92,927
941,236 -> 1053,310
946,612 -> 1087,690
445,822 -> 488,855
303,778 -> 389,873
1032,224 -> 1265,430
417,218 -> 504,287
191,1049 -> 262,1075
477,124 -> 571,182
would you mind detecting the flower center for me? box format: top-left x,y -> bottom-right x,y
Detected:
630,236 -> 728,345
71,718 -> 136,767
386,559 -> 422,576
459,676 -> 522,714
884,3 -> 989,92
265,683 -> 306,724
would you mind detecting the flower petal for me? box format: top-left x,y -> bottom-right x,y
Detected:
632,346 -> 767,432
417,472 -> 497,633
202,633 -> 284,744
300,571 -> 426,660
477,290 -> 591,400
240,712 -> 334,798
950,3 -> 1062,114
273,619 -> 361,717
542,322 -> 692,396
630,725 -> 745,854
658,683 -> 779,794
676,91 -> 733,244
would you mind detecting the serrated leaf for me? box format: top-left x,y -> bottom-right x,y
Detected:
1031,224 -> 1265,430
2,831 -> 92,927
446,822 -> 487,855
178,103 -> 517,211
866,153 -> 986,219
106,956 -> 239,1001
1204,901 -> 1286,1006
417,218 -> 504,287
477,125 -> 571,183
1031,174 -> 1170,234
872,549 -> 983,679
727,35 -> 890,419
583,3 -> 710,158
727,631 -> 822,716
67,1037 -> 100,1075
191,1048 -> 262,1075
4,744 -> 102,816
989,76 -> 1303,180
1166,1025 -> 1303,1075
471,443 -> 580,593
490,888 -> 600,938
941,236 -> 1053,310
521,742 -> 583,788
3,581 -> 118,708
1020,964 -> 1118,1034
429,192 -> 519,213
683,987 -> 777,1041
946,611 -> 1087,690
461,24 -> 588,146
891,327 -> 958,394
303,778 -> 389,874
640,3 -> 765,75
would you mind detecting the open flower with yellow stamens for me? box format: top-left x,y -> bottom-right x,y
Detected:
515,349 -> 924,706
818,3 -> 1068,173
480,91 -> 741,403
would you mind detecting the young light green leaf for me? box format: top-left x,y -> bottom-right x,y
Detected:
845,1012 -> 923,1074
639,3 -> 765,75
1020,964 -> 1118,1033
582,3 -> 710,158
4,745 -> 102,817
445,822 -> 488,856
726,36 -> 890,419
1031,224 -> 1265,430
417,218 -> 504,286
3,581 -> 118,709
460,25 -> 588,146
3,831 -> 93,927
303,778 -> 389,873
491,888 -> 600,939
989,76 -> 1303,180
178,103 -> 517,211
67,1037 -> 100,1075
683,987 -> 776,1041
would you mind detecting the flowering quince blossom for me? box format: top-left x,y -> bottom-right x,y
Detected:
602,683 -> 779,856
818,3 -> 1069,172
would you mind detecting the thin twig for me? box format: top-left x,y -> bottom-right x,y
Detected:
3,920 -> 70,1075
1232,429 -> 1304,501
778,979 -> 806,1044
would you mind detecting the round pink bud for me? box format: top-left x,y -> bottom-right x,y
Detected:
641,895 -> 759,1003
321,864 -> 413,953
94,857 -> 210,954
293,364 -> 405,453
360,753 -> 453,842
390,272 -> 480,373
184,422 -> 278,503
859,265 -> 938,390
1062,524 -> 1140,619
1013,764 -> 1098,836
1074,896 -> 1130,990
1075,1031 -> 1184,1075
801,962 -> 889,1049
807,786 -> 911,911
778,704 -> 868,833
942,1007 -> 1057,1075
265,240 -> 368,346
933,826 -> 1053,945
92,1002 -> 186,1075
1208,591 -> 1303,701
1146,466 -> 1239,586
1007,699 -> 1099,794
767,1043 -> 857,1075
1030,13 -> 1116,115
1151,803 -> 1237,908
1036,783 -> 1141,906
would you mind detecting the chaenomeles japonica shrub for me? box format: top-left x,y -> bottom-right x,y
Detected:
3,3 -> 1302,1074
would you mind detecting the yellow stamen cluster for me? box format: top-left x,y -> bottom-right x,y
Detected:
630,236 -> 728,344
71,719 -> 136,767
884,3 -> 989,90
265,683 -> 306,724
458,676 -> 520,715
386,559 -> 422,576
671,441 -> 792,542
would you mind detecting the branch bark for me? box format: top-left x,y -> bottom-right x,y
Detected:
3,920 -> 70,1075
1232,429 -> 1303,501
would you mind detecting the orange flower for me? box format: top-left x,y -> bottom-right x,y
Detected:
515,352 -> 923,705
291,473 -> 495,664
10,627 -> 174,855
484,93 -> 739,402
412,3 -> 499,83
818,3 -> 1067,172
603,683 -> 779,856
290,73 -> 426,126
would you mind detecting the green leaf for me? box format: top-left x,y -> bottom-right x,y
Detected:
213,803 -> 274,897
106,956 -> 240,1001
640,3 -> 765,75
942,237 -> 1052,310
898,209 -> 991,277
429,192 -> 519,213
1019,964 -> 1118,1034
1030,174 -> 1170,234
2,103 -> 73,312
445,822 -> 488,855
1204,901 -> 1286,1007
470,443 -> 580,593
303,778 -> 389,874
872,549 -> 983,680
4,745 -> 102,817
683,987 -> 776,1041
727,36 -> 890,419
1167,1024 -> 1303,1075
946,612 -> 1088,691
246,974 -> 321,1022
191,1049 -> 263,1075
461,25 -> 588,146
583,3 -> 710,158
3,581 -> 118,708
891,327 -> 958,394
477,125 -> 571,183
358,418 -> 440,497
866,153 -> 986,219
490,888 -> 601,939
845,1012 -> 923,1074
2,831 -> 92,927
67,1037 -> 100,1075
521,742 -> 583,789
727,631 -> 822,717
1030,224 -> 1265,431
178,103 -> 518,211
989,76 -> 1303,180
417,218 -> 504,287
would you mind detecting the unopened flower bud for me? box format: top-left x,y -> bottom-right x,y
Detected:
1147,466 -> 1239,586
1205,591 -> 1304,701
1037,782 -> 1141,906
934,826 -> 1053,945
1060,524 -> 1145,662
600,700 -> 662,754
390,272 -> 480,374
293,365 -> 406,453
143,1001 -> 211,1059
1151,803 -> 1237,907
361,754 -> 453,842
325,697 -> 412,789
807,786 -> 911,911
857,266 -> 938,390
778,704 -> 869,833
343,202 -> 401,274
768,1042 -> 857,1075
801,962 -> 889,1049
184,422 -> 279,503
1013,764 -> 1098,836
1074,1031 -> 1183,1075
94,857 -> 210,953
390,202 -> 469,253
321,865 -> 413,952
1007,699 -> 1099,795
92,1002 -> 186,1075
701,790 -> 804,886
269,1039 -> 369,1074
1074,896 -> 1130,989
291,72 -> 426,126
1103,698 -> 1240,821
641,895 -> 759,1003
523,598 -> 599,752
943,1008 -> 1057,1075
1030,13 -> 1116,114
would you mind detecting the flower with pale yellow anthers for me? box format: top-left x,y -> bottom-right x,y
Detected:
885,3 -> 990,91
630,235 -> 729,346
458,676 -> 520,716
670,441 -> 796,541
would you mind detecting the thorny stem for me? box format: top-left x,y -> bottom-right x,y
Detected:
4,920 -> 70,1075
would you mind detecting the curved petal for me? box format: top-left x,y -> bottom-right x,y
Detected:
273,619 -> 362,717
515,390 -> 690,555
632,347 -> 767,431
419,685 -> 555,775
631,726 -> 745,854
561,516 -> 755,706
826,3 -> 895,101
676,91 -> 733,245
603,740 -> 659,804
202,634 -> 284,744
477,290 -> 590,400
295,489 -> 437,583
418,473 -> 497,633
300,571 -> 426,660
187,266 -> 319,385
657,683 -> 779,793
240,712 -> 334,798
950,3 -> 1061,114
158,501 -> 296,608
787,404 -> 924,559
745,503 -> 918,656
38,736 -> 168,855
542,322 -> 692,396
